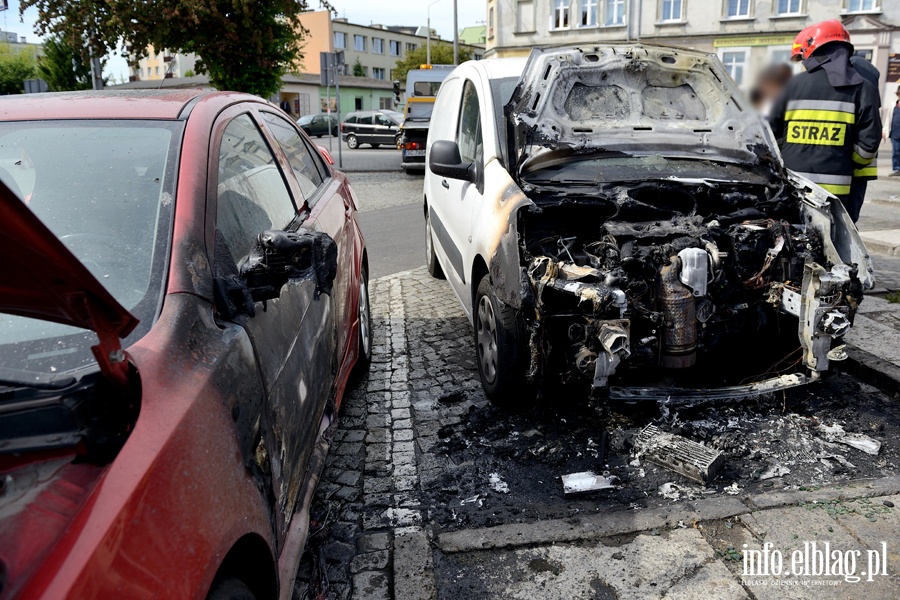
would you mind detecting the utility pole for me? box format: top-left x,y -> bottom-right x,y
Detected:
90,56 -> 103,90
427,0 -> 445,66
334,51 -> 344,169
452,0 -> 459,65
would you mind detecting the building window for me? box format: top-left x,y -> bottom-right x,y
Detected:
552,0 -> 570,29
379,97 -> 393,110
846,0 -> 877,12
489,7 -> 495,38
390,40 -> 402,56
775,0 -> 801,15
720,49 -> 747,85
154,66 -> 159,75
406,43 -> 417,53
334,32 -> 346,48
660,0 -> 683,21
725,0 -> 750,17
605,0 -> 625,25
373,67 -> 385,80
354,35 -> 366,52
580,0 -> 598,26
517,0 -> 536,32
373,37 -> 384,53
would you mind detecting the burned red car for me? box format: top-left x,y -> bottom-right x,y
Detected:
0,90 -> 371,599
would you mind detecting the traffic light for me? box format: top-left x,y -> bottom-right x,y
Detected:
393,80 -> 401,104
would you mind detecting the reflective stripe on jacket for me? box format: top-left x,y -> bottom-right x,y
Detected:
769,66 -> 882,196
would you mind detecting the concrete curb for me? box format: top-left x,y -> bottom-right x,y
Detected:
860,235 -> 900,257
836,345 -> 900,397
436,476 -> 900,554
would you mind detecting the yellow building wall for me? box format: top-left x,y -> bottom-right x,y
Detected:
297,11 -> 334,74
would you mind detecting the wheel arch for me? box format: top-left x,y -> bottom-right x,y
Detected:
471,255 -> 489,308
208,533 -> 277,600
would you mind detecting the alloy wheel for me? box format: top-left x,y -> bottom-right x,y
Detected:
476,294 -> 498,384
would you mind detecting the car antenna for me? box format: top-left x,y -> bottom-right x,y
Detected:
158,55 -> 176,90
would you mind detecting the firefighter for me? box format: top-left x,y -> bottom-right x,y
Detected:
769,20 -> 882,222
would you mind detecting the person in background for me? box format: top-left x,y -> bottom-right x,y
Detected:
847,54 -> 881,210
768,20 -> 882,222
890,90 -> 900,177
750,63 -> 793,116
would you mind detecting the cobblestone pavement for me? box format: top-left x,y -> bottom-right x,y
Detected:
345,172 -> 422,213
294,267 -> 900,599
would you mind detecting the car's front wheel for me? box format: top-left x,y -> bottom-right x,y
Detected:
354,265 -> 373,374
206,576 -> 256,600
346,134 -> 359,149
474,275 -> 535,409
424,209 -> 444,279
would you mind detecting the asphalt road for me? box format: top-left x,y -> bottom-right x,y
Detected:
314,134 -> 403,172
345,171 -> 424,279
357,203 -> 424,279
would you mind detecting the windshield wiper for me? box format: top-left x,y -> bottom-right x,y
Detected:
0,366 -> 76,390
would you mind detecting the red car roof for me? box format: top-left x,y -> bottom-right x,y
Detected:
0,89 -> 235,121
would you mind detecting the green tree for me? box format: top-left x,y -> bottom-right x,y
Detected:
38,36 -> 93,91
0,46 -> 38,95
22,0 -> 336,97
392,42 -> 472,85
352,57 -> 365,77
183,69 -> 196,78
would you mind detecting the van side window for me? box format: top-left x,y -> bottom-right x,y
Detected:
457,80 -> 483,165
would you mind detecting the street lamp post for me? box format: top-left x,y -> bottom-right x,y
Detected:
453,0 -> 459,65
427,0 -> 445,66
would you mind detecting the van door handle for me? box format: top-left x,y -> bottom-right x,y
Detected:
441,180 -> 450,189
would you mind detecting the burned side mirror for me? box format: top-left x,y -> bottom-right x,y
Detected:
241,229 -> 338,304
429,140 -> 475,182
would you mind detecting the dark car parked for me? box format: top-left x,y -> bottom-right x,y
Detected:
298,112 -> 338,137
341,109 -> 403,149
0,90 -> 371,599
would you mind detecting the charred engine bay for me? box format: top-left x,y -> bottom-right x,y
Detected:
424,374 -> 899,531
518,177 -> 854,391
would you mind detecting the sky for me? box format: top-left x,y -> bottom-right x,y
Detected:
2,0 -> 487,83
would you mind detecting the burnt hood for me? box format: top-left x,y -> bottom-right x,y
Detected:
0,181 -> 138,384
505,45 -> 781,176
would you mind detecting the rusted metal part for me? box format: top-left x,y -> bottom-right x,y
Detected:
658,257 -> 696,369
609,373 -> 809,404
633,425 -> 725,485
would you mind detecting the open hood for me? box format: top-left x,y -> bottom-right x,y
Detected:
0,181 -> 138,384
505,45 -> 781,176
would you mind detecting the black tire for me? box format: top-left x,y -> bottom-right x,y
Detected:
206,576 -> 256,600
371,144 -> 381,149
395,135 -> 402,149
424,209 -> 444,279
346,134 -> 358,149
474,275 -> 535,410
354,265 -> 373,374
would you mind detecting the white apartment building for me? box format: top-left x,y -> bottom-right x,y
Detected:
486,1 -> 899,102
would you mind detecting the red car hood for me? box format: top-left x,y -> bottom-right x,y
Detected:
0,181 -> 138,384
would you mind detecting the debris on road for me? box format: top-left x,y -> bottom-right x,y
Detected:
561,471 -> 621,494
489,473 -> 510,494
759,464 -> 791,480
633,425 -> 725,484
723,482 -> 741,495
819,423 -> 882,455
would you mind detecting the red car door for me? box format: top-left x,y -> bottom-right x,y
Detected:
209,107 -> 337,542
258,110 -> 357,370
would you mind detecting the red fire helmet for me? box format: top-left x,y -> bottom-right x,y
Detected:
791,20 -> 853,62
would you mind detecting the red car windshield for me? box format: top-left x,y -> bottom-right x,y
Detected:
0,120 -> 182,377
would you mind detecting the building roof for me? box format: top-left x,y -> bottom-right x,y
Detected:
0,90 -> 214,120
111,72 -> 396,91
458,26 -> 487,45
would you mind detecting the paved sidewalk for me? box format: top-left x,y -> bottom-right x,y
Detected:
293,268 -> 900,600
